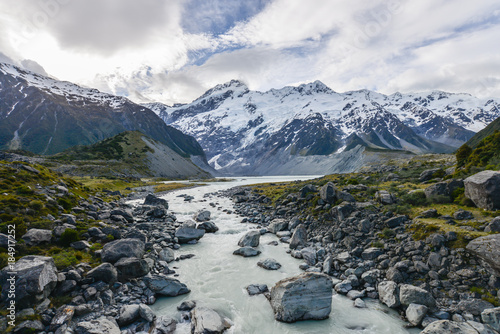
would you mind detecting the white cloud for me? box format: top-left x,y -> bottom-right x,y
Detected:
0,0 -> 499,103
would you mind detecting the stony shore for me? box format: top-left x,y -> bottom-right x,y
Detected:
0,188 -> 229,334
1,165 -> 500,334
221,175 -> 500,333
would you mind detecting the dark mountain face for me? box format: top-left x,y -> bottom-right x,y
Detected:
264,113 -> 342,156
0,63 -> 205,158
400,102 -> 475,147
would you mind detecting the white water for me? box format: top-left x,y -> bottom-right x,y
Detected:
130,176 -> 418,334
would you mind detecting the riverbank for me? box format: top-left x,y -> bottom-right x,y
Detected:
1,158 -> 499,333
221,165 -> 500,332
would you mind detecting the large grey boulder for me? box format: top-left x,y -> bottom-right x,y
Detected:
75,317 -> 120,334
194,209 -> 211,222
482,307 -> 500,332
269,273 -> 333,322
420,320 -> 492,334
238,230 -> 260,247
464,171 -> 500,210
144,194 -> 168,208
289,225 -> 307,250
101,239 -> 145,264
86,263 -> 118,284
143,275 -> 190,296
466,234 -> 500,277
175,227 -> 205,244
0,255 -> 58,308
114,257 -> 150,279
399,284 -> 436,308
268,219 -> 289,234
191,307 -> 231,334
377,281 -> 400,308
21,229 -> 52,246
319,182 -> 337,204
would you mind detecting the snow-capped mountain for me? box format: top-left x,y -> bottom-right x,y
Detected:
0,62 -> 205,161
146,80 -> 500,175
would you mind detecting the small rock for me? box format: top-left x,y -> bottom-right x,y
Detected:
481,307 -> 500,332
177,300 -> 196,311
354,298 -> 366,308
100,239 -> 145,264
191,307 -> 231,334
86,263 -> 118,284
453,209 -> 474,220
143,275 -> 190,296
158,248 -> 175,263
257,258 -> 281,270
406,303 -> 428,326
75,316 -> 120,334
233,247 -> 261,257
197,221 -> 219,233
420,320 -> 487,334
399,284 -> 436,308
378,281 -> 400,308
289,225 -> 307,250
247,284 -> 269,296
21,229 -> 52,246
175,227 -> 205,244
70,240 -> 91,250
238,230 -> 261,247
139,303 -> 156,323
144,194 -> 168,208
194,209 -> 211,222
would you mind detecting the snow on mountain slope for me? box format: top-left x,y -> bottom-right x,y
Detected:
146,80 -> 500,175
0,62 -> 206,160
0,63 -> 127,109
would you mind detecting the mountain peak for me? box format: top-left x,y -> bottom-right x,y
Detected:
198,79 -> 249,101
297,80 -> 334,94
0,62 -> 129,109
213,79 -> 248,91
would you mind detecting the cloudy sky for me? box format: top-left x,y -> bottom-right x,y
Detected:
1,0 -> 499,105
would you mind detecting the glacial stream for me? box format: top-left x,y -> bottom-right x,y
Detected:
131,176 -> 419,334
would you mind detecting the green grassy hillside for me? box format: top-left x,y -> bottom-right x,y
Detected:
456,130 -> 500,172
466,116 -> 500,148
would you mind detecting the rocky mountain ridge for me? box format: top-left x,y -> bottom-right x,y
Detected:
0,63 -> 205,165
147,80 -> 500,175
